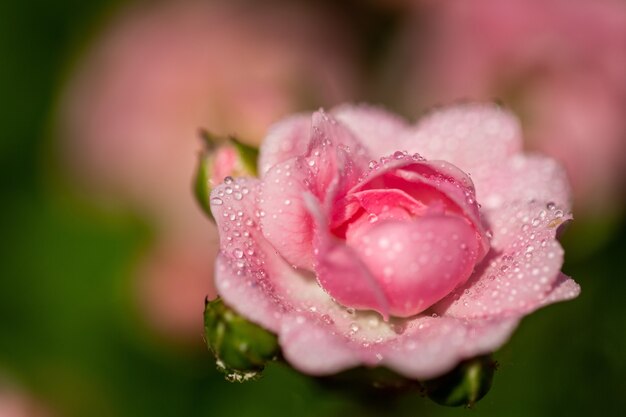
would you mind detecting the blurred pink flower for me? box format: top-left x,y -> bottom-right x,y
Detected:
57,0 -> 360,343
210,103 -> 579,378
0,383 -> 51,417
390,0 -> 626,215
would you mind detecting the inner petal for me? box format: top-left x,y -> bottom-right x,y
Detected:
348,217 -> 480,317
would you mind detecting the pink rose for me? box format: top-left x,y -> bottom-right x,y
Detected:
209,103 -> 580,378
56,0 -> 359,342
388,0 -> 626,216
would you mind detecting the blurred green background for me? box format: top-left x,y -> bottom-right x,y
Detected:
1,0 -> 625,416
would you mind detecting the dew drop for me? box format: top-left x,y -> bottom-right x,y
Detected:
210,197 -> 223,205
393,150 -> 407,159
224,176 -> 234,184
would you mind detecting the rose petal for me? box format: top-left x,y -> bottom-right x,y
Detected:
381,316 -> 519,379
400,103 -> 522,178
258,114 -> 311,176
434,200 -> 570,319
539,273 -> 581,307
331,104 -> 409,158
260,111 -> 371,269
306,110 -> 371,200
477,154 -> 572,216
350,155 -> 490,259
349,217 -> 480,317
305,192 -> 390,318
260,157 -> 316,269
279,314 -> 362,375
280,312 -> 519,379
211,177 -> 340,330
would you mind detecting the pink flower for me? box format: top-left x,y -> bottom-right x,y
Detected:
209,103 -> 580,378
390,0 -> 626,215
57,0 -> 359,341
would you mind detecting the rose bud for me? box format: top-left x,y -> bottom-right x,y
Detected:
195,131 -> 259,220
204,297 -> 279,382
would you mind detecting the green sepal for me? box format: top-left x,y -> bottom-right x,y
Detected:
204,297 -> 279,382
193,150 -> 213,220
229,137 -> 259,177
422,355 -> 496,407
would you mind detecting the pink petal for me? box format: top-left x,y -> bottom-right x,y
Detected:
279,314 -> 362,375
260,157 -> 316,270
476,154 -> 572,216
400,103 -> 522,178
305,110 -> 371,201
259,111 -> 372,269
349,217 -> 480,317
305,193 -> 390,318
279,311 -> 519,379
258,114 -> 311,176
380,316 -> 519,379
349,155 -> 490,259
434,200 -> 570,319
539,273 -> 581,307
331,104 -> 409,158
211,177 -> 343,330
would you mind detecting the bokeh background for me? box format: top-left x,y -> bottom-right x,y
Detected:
1,0 -> 625,416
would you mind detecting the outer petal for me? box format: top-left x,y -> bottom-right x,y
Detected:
259,157 -> 316,269
539,273 -> 581,307
434,153 -> 575,319
280,312 -> 519,379
400,103 -> 522,178
258,114 -> 311,176
477,154 -> 572,215
279,315 -> 362,375
434,199 -> 571,319
380,316 -> 519,379
211,178 -> 292,331
331,104 -> 409,158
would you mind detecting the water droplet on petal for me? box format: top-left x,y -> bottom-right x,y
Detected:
393,150 -> 407,159
211,197 -> 223,205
